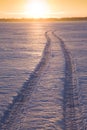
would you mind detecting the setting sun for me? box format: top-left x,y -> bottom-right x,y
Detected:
25,0 -> 49,18
0,0 -> 87,18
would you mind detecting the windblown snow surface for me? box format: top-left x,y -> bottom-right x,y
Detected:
0,21 -> 87,130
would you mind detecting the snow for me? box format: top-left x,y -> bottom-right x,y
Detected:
0,21 -> 87,129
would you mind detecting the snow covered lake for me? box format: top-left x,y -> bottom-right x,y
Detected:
0,21 -> 87,129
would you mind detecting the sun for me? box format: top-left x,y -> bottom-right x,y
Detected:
29,2 -> 46,18
25,0 -> 49,18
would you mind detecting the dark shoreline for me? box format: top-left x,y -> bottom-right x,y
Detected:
0,17 -> 87,22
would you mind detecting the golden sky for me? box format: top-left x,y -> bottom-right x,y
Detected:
0,0 -> 87,18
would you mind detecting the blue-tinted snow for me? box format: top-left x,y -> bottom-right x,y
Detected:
0,21 -> 87,129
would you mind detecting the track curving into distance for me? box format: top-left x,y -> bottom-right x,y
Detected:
53,31 -> 85,130
0,31 -> 85,130
0,31 -> 64,130
0,31 -> 51,129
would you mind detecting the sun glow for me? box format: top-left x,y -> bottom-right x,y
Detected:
25,0 -> 49,18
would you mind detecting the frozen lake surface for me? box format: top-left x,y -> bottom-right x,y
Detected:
0,21 -> 87,129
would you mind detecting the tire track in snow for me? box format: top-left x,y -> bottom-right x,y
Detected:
53,32 -> 85,130
0,31 -> 51,129
0,31 -> 64,129
1,30 -> 85,130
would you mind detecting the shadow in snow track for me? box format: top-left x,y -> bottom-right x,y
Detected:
0,30 -> 85,130
0,31 -> 51,129
53,31 -> 85,130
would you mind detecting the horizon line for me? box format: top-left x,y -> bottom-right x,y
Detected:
0,17 -> 87,22
0,16 -> 87,19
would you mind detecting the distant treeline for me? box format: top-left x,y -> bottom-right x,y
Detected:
0,17 -> 87,22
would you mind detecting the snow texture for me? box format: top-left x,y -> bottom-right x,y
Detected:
0,21 -> 87,129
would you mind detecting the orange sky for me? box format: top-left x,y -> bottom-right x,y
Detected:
0,0 -> 87,18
